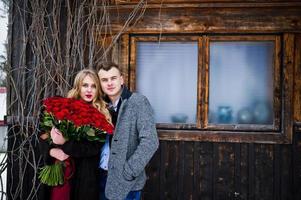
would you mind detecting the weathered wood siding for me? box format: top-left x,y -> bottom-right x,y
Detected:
144,139 -> 301,200
114,2 -> 301,200
140,33 -> 301,199
106,3 -> 301,34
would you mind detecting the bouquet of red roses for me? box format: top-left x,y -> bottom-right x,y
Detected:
39,96 -> 114,186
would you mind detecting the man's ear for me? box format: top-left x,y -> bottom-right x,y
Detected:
120,75 -> 124,85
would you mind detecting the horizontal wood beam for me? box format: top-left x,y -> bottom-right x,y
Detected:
157,129 -> 291,144
105,1 -> 301,9
99,6 -> 301,34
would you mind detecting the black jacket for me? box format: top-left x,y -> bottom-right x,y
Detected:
39,138 -> 103,200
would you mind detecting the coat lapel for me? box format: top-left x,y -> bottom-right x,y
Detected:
114,98 -> 129,136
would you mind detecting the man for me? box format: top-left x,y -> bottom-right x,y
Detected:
98,62 -> 159,200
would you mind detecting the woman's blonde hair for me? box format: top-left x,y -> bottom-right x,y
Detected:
67,69 -> 112,123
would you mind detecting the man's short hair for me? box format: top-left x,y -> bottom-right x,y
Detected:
97,62 -> 123,75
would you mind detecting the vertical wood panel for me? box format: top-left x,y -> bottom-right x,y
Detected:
280,144 -> 292,200
213,143 -> 218,200
8,0 -> 27,117
159,140 -> 167,200
129,36 -> 137,91
240,144 -> 249,200
234,143 -> 241,200
294,34 -> 301,122
202,36 -> 210,129
273,145 -> 280,200
197,37 -> 203,128
7,1 -> 32,199
159,141 -> 180,200
248,143 -> 255,200
199,142 -> 213,200
119,34 -> 130,87
215,143 -> 235,200
144,144 -> 161,200
183,142 -> 194,200
193,142 -> 200,199
273,36 -> 282,131
292,132 -> 301,200
254,144 -> 274,200
283,33 -> 295,142
177,141 -> 184,200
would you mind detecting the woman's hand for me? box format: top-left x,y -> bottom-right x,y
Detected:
50,127 -> 66,145
39,133 -> 49,140
49,148 -> 69,161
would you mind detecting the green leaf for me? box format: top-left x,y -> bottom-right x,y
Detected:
43,120 -> 54,127
86,128 -> 95,136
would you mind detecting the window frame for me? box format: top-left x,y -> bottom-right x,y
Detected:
202,35 -> 281,131
130,35 -> 202,129
127,34 -> 293,144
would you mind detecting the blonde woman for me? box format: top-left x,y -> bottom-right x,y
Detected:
39,69 -> 112,200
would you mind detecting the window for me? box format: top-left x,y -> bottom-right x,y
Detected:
204,36 -> 280,131
136,41 -> 198,124
130,36 -> 201,129
128,34 -> 292,143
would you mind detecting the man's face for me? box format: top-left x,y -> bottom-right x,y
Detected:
98,67 -> 124,101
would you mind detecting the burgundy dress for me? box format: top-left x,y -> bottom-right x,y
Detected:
50,158 -> 74,200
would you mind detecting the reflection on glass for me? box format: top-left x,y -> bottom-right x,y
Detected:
136,41 -> 198,123
208,41 -> 274,125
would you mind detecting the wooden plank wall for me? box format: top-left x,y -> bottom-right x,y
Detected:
106,3 -> 301,199
107,3 -> 301,34
142,32 -> 301,200
144,140 -> 298,200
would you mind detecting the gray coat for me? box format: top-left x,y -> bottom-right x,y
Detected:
105,93 -> 159,200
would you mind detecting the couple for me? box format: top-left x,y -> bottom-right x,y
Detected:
39,63 -> 159,200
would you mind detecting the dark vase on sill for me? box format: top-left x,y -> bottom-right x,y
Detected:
237,108 -> 254,124
218,106 -> 233,124
253,101 -> 272,124
171,113 -> 188,123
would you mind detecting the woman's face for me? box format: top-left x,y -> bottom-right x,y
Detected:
80,75 -> 97,103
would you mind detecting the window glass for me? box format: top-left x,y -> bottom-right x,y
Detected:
208,41 -> 274,125
136,41 -> 198,123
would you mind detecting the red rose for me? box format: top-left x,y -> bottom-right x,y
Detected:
56,111 -> 66,120
42,96 -> 114,138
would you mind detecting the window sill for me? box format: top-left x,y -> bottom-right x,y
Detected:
157,129 -> 292,144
